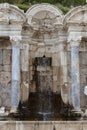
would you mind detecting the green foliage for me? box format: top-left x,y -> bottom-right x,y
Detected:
0,0 -> 86,13
60,0 -> 86,7
15,3 -> 29,12
73,0 -> 86,6
55,3 -> 70,14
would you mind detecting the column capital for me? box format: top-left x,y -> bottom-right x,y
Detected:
68,35 -> 82,47
70,40 -> 80,47
10,36 -> 22,47
10,36 -> 22,42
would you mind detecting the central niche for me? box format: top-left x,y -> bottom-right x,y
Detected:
34,56 -> 52,92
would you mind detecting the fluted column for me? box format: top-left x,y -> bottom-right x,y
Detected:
10,36 -> 21,113
70,40 -> 81,111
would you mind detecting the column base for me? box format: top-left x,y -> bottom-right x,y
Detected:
10,107 -> 18,113
70,109 -> 83,118
83,109 -> 87,118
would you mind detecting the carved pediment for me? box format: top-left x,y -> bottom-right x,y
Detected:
0,3 -> 26,25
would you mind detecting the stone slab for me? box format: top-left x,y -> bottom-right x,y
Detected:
0,121 -> 85,130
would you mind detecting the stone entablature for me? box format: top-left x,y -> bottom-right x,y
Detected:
0,3 -> 87,113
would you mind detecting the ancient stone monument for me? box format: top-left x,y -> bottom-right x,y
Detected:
0,3 -> 87,119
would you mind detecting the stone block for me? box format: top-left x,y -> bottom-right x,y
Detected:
35,51 -> 40,57
22,44 -> 29,50
0,41 -> 11,49
21,49 -> 29,71
8,122 -> 16,130
19,123 -> 34,130
0,71 -> 11,84
55,122 -> 67,130
0,97 -> 2,106
37,47 -> 45,53
0,82 -> 11,107
80,52 -> 87,65
0,50 -> 2,64
52,53 -> 59,66
29,81 -> 36,92
45,53 -> 52,57
53,75 -> 57,81
0,121 -> 84,130
46,46 -> 54,53
2,65 -> 11,72
53,67 -> 58,75
53,81 -> 58,92
0,122 -> 9,130
66,121 -> 82,130
0,65 -> 2,71
21,82 -> 29,102
39,123 -> 52,130
29,59 -> 33,66
21,71 -> 29,83
3,50 -> 11,65
30,51 -> 35,58
83,121 -> 87,130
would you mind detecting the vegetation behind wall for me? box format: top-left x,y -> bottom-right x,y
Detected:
0,0 -> 86,13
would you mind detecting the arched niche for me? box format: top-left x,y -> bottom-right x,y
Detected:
64,5 -> 87,25
0,3 -> 26,25
26,3 -> 63,27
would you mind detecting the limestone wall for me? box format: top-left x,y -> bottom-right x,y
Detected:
0,39 -> 11,107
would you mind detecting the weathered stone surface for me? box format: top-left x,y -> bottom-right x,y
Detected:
21,83 -> 29,102
1,3 -> 87,111
21,71 -> 29,102
0,97 -> 2,106
2,65 -> 11,72
0,65 -> 2,71
53,81 -> 58,92
53,75 -> 57,81
52,53 -> 59,66
21,49 -> 29,71
70,43 -> 80,110
0,50 -> 2,64
0,83 -> 11,106
0,71 -> 11,84
0,121 -> 85,130
0,41 -> 11,49
11,46 -> 20,108
3,50 -> 11,65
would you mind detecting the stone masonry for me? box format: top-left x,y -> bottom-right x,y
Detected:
0,3 -> 87,113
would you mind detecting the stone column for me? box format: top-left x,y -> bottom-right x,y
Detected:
10,36 -> 21,113
58,42 -> 68,104
21,43 -> 29,102
70,40 -> 81,111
